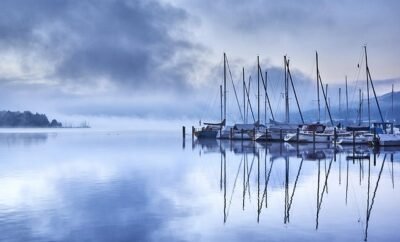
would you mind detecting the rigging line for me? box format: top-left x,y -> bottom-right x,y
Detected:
246,75 -> 252,122
245,75 -> 256,123
367,154 -> 386,218
269,69 -> 280,113
349,48 -> 365,120
200,58 -> 224,121
245,154 -> 256,202
365,154 -> 387,241
259,67 -> 275,120
225,56 -> 244,122
226,156 -> 244,219
275,66 -> 285,119
286,59 -> 305,124
318,72 -> 334,126
287,158 -> 304,213
259,158 -> 275,210
367,68 -> 385,123
200,87 -> 219,121
317,158 -> 334,221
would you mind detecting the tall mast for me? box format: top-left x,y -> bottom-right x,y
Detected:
365,47 -> 370,127
265,71 -> 267,125
359,89 -> 362,125
345,76 -> 348,124
325,84 -> 328,122
364,46 -> 384,124
339,88 -> 341,119
224,52 -> 227,122
392,83 -> 394,122
257,56 -> 260,124
316,52 -> 321,122
316,52 -> 334,126
284,55 -> 289,123
220,85 -> 223,122
285,58 -> 304,124
259,68 -> 275,121
243,67 -> 246,124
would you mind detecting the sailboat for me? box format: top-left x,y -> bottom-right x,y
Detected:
255,55 -> 303,141
194,119 -> 225,139
194,53 -> 228,139
284,52 -> 350,143
341,46 -> 400,146
219,56 -> 264,140
218,68 -> 250,140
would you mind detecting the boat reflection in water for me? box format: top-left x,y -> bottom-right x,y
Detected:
191,139 -> 400,241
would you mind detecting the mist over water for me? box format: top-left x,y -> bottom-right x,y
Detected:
0,129 -> 399,241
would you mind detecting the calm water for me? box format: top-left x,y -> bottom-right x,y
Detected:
0,129 -> 399,241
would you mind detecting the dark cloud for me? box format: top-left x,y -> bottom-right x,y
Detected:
0,0 -> 201,92
185,0 -> 400,34
0,0 -> 398,121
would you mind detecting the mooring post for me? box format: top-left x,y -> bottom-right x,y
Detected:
280,129 -> 283,141
334,127 -> 337,147
265,127 -> 268,143
182,126 -> 186,149
373,128 -> 376,146
313,130 -> 316,144
241,129 -> 243,140
191,126 -> 195,140
230,128 -> 233,140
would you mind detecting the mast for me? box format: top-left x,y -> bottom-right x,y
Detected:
358,89 -> 362,125
223,53 -> 227,123
325,84 -> 328,122
259,68 -> 275,121
285,58 -> 304,124
245,76 -> 256,123
345,76 -> 349,124
220,85 -> 223,122
265,71 -> 267,125
243,67 -> 246,124
257,56 -> 260,124
316,52 -> 321,122
339,88 -> 341,119
392,83 -> 394,122
316,52 -> 334,126
284,55 -> 289,123
364,46 -> 384,124
365,47 -> 371,127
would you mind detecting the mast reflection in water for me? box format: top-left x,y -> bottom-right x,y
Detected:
193,138 -> 400,241
0,130 -> 399,241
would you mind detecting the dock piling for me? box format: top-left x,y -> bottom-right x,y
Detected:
334,127 -> 337,147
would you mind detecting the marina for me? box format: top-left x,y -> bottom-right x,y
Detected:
191,47 -> 400,148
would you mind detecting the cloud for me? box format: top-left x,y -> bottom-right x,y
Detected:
0,0 -> 202,93
0,0 -> 398,122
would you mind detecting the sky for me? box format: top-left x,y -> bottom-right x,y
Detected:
0,0 -> 399,127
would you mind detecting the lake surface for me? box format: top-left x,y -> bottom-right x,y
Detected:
0,129 -> 399,241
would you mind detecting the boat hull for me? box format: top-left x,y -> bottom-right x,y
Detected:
194,130 -> 218,139
378,134 -> 400,146
285,132 -> 335,143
